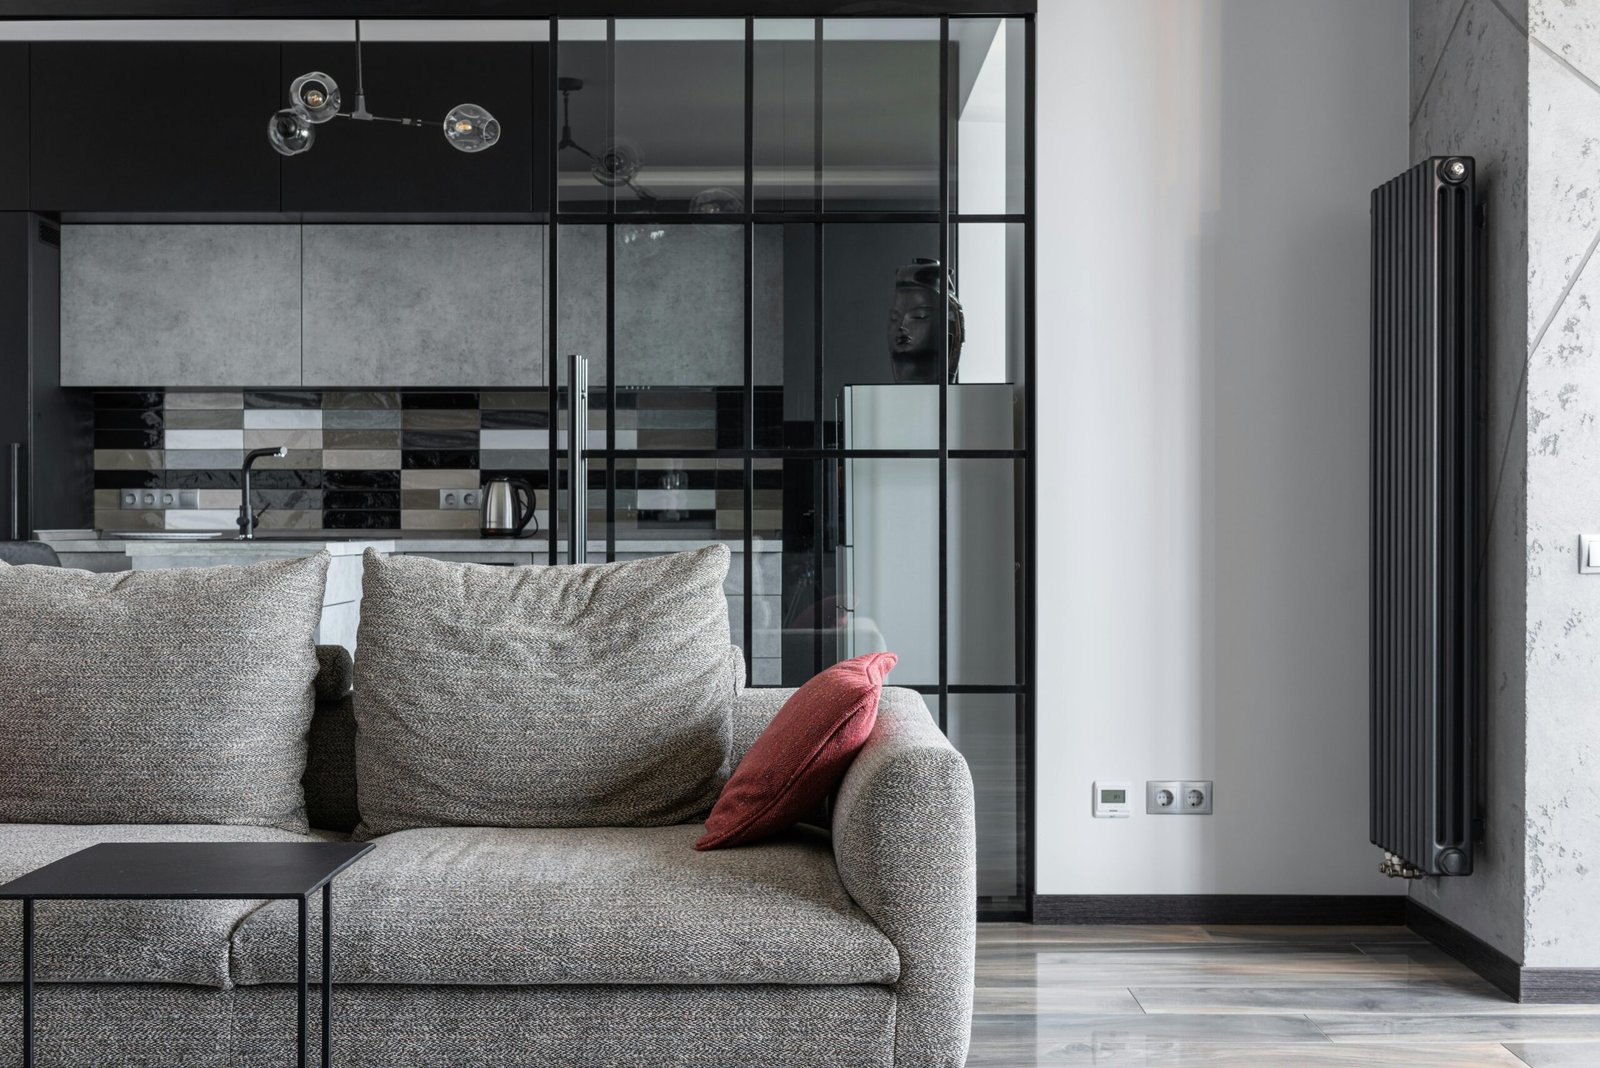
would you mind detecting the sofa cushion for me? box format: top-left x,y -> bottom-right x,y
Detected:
698,652 -> 896,850
0,553 -> 330,831
0,824 -> 340,987
229,824 -> 899,987
351,547 -> 742,836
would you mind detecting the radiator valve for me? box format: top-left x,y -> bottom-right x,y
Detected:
1380,852 -> 1424,879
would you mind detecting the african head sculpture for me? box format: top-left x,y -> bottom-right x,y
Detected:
888,258 -> 965,385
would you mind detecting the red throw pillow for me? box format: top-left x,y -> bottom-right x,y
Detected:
695,652 -> 897,850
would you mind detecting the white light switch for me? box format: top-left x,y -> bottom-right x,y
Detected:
1582,534 -> 1600,573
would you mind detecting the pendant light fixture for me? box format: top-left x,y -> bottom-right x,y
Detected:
269,21 -> 500,156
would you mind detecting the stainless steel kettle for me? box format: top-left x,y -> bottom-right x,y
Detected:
480,476 -> 538,537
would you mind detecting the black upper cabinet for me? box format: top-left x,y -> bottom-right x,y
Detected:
0,46 -> 28,209
30,43 -> 282,212
281,43 -> 544,214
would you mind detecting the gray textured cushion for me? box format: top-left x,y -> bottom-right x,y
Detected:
230,824 -> 898,987
351,546 -> 742,836
0,983 -> 895,1068
0,554 -> 330,831
0,824 -> 341,987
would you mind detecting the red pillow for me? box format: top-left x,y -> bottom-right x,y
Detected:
695,652 -> 897,850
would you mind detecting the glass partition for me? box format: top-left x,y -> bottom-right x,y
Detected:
553,13 -> 1032,918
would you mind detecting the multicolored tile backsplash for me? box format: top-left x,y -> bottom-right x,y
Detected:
92,388 -> 784,536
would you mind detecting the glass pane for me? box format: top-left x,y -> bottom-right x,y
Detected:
753,19 -> 817,213
952,19 -> 1025,216
822,19 -> 940,212
757,222 -> 815,449
555,223 -> 607,381
825,222 -> 944,450
615,223 -> 744,388
555,20 -> 611,213
600,455 -> 747,660
836,457 -> 938,685
614,20 -> 746,214
951,222 -> 1025,393
947,693 -> 1026,905
949,459 -> 1022,685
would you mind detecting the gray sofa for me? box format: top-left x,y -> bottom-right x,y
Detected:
0,648 -> 977,1068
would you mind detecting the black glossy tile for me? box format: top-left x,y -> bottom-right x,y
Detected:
94,470 -> 164,489
95,428 -> 163,449
323,469 -> 401,490
480,409 -> 551,429
245,391 -> 323,409
93,390 -> 164,411
402,449 -> 480,470
257,489 -> 323,510
401,391 -> 479,410
164,469 -> 243,490
324,489 -> 401,510
402,429 -> 479,451
250,469 -> 324,490
94,410 -> 164,430
323,509 -> 400,530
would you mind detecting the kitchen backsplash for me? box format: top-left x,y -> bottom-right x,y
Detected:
92,388 -> 783,535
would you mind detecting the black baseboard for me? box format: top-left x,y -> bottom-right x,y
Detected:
1033,894 -> 1406,926
1405,899 -> 1600,1003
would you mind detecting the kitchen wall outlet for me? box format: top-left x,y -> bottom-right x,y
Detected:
1146,780 -> 1214,815
122,489 -> 197,509
439,489 -> 480,510
1092,781 -> 1131,818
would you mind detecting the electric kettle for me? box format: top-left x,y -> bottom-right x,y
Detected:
480,476 -> 538,537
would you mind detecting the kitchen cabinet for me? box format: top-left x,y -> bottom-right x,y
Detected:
301,224 -> 544,388
0,213 -> 92,537
61,225 -> 302,388
0,47 -> 26,210
280,43 -> 544,214
30,44 -> 282,212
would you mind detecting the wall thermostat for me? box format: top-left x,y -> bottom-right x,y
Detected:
1092,781 -> 1131,818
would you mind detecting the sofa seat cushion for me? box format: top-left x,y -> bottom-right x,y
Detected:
229,825 -> 900,987
0,824 -> 335,987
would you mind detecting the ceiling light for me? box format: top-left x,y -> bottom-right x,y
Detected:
268,21 -> 501,157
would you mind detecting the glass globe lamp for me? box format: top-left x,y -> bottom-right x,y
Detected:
290,72 -> 341,123
268,109 -> 314,156
443,104 -> 501,153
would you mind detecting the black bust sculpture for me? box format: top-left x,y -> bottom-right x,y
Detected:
888,258 -> 965,384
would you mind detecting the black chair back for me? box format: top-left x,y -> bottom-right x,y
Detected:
0,541 -> 61,567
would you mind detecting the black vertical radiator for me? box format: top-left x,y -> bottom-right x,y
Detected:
1369,156 -> 1477,879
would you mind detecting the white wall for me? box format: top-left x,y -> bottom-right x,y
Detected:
1035,0 -> 1410,895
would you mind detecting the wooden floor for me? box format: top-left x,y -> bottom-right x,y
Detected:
971,925 -> 1600,1067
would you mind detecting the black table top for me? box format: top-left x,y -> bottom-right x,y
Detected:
0,842 -> 374,901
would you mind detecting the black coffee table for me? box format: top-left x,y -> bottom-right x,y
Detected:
0,841 -> 373,1068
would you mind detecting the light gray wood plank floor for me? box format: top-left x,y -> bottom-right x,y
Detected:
972,924 -> 1600,1067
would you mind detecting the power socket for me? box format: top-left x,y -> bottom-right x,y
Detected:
1146,780 -> 1213,815
438,489 -> 481,511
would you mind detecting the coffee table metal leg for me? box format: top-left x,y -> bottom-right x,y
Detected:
322,883 -> 332,1067
298,895 -> 308,1068
21,899 -> 32,1068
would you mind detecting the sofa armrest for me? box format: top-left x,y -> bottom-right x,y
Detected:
832,686 -> 976,1068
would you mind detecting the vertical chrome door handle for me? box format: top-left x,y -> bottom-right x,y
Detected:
567,354 -> 588,565
8,442 -> 19,541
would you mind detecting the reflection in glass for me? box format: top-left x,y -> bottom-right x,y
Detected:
753,19 -> 817,213
822,19 -> 940,212
952,19 -> 1026,216
947,694 -> 1025,905
825,223 -> 941,449
949,459 -> 1022,685
837,458 -> 939,686
613,224 -> 747,388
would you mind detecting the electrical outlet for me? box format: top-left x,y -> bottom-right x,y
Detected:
438,489 -> 481,510
1146,780 -> 1213,815
123,489 -> 195,509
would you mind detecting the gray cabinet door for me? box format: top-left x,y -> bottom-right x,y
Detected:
301,225 -> 545,388
60,225 -> 302,388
